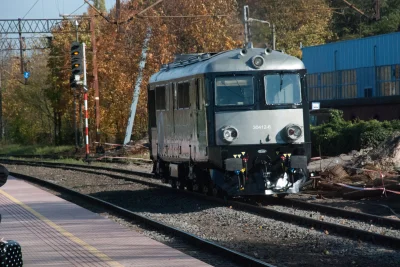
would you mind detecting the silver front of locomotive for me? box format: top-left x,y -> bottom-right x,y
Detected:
215,109 -> 307,195
215,109 -> 305,146
213,72 -> 308,195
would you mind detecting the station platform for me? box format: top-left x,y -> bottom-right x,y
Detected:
0,177 -> 211,267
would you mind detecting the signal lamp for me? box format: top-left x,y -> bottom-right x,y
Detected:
284,124 -> 302,141
222,126 -> 239,143
252,55 -> 264,69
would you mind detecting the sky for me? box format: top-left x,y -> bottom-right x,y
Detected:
0,0 -> 115,19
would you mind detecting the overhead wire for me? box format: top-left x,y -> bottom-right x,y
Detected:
22,0 -> 40,19
19,1 -> 86,48
55,0 -> 60,14
68,2 -> 87,16
84,0 -> 165,25
140,14 -> 233,18
42,0 -> 45,18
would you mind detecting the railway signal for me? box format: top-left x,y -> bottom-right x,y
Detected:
70,41 -> 83,77
70,75 -> 78,88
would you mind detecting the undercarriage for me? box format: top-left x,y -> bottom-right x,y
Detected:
153,153 -> 309,197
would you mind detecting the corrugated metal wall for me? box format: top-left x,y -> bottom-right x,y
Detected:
302,32 -> 400,73
303,32 -> 400,101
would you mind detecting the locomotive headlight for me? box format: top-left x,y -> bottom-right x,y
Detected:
285,124 -> 302,141
252,55 -> 264,69
222,126 -> 239,143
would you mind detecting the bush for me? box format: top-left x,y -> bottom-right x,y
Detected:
310,111 -> 400,156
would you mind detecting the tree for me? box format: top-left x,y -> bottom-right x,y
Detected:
1,52 -> 56,144
237,0 -> 334,57
94,0 -> 106,13
94,0 -> 241,143
329,0 -> 400,39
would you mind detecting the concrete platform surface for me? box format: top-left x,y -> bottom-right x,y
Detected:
0,177 -> 211,267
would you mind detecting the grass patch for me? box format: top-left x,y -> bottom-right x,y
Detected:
0,144 -> 75,156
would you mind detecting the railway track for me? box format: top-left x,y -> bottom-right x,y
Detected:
2,158 -> 400,251
0,154 -> 152,164
8,170 -> 274,267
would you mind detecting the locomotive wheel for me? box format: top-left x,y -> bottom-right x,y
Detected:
202,185 -> 209,195
192,183 -> 200,192
170,180 -> 177,189
212,186 -> 222,198
186,181 -> 193,191
177,180 -> 185,190
222,191 -> 229,201
277,193 -> 288,199
202,184 -> 212,195
212,187 -> 218,197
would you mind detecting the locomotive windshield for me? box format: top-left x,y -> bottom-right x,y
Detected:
215,76 -> 254,106
264,73 -> 301,105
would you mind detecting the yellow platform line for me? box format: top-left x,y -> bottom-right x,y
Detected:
0,189 -> 124,267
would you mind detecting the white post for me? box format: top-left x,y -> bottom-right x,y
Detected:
244,5 -> 250,44
123,27 -> 152,145
82,43 -> 89,159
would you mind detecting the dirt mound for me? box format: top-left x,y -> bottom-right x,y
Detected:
308,133 -> 400,199
354,132 -> 400,172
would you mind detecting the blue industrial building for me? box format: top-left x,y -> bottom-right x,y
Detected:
302,32 -> 400,120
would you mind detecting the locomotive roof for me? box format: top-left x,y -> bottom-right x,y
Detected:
149,47 -> 305,83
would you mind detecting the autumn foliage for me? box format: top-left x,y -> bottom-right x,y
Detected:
0,0 -> 334,146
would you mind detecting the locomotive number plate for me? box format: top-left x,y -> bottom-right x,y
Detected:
253,125 -> 271,130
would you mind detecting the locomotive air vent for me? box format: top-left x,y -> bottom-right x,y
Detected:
174,53 -> 204,62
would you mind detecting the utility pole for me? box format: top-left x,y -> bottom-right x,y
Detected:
0,67 -> 3,140
90,16 -> 101,145
272,24 -> 276,50
74,20 -> 79,151
374,0 -> 381,20
244,5 -> 250,44
341,0 -> 370,19
116,0 -> 121,32
243,5 -> 273,48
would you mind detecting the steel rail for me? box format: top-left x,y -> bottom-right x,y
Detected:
3,159 -> 400,249
281,198 -> 400,229
9,171 -> 275,267
0,154 -> 150,164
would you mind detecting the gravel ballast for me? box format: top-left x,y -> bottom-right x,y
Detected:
4,164 -> 400,267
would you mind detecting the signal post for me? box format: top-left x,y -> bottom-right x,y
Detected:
70,41 -> 90,160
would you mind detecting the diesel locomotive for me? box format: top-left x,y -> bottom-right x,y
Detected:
148,43 -> 311,197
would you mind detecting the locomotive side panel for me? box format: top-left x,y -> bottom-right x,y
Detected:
148,88 -> 157,159
150,77 -> 209,163
154,84 -> 171,159
194,77 -> 208,161
169,80 -> 194,160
